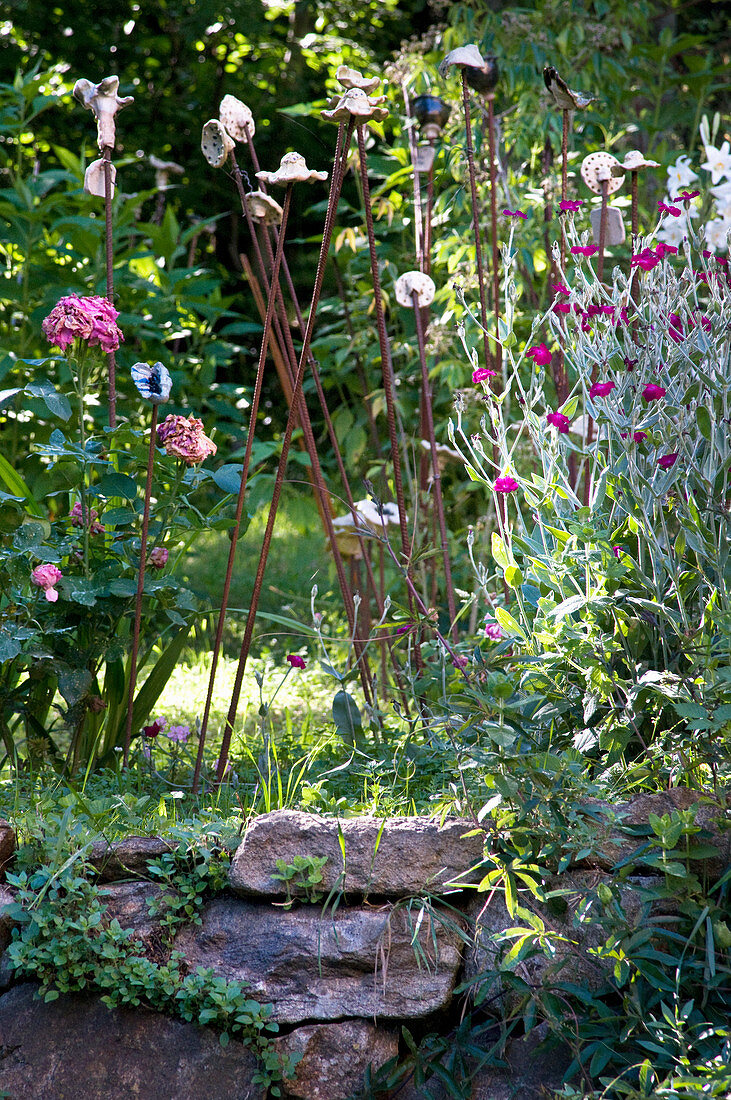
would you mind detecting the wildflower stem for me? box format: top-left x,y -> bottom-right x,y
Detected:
122,402 -> 159,766
486,92 -> 501,372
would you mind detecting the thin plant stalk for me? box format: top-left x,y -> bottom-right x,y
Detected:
486,92 -> 501,373
630,169 -> 640,305
214,119 -> 357,783
122,403 -> 159,765
461,72 -> 493,375
412,291 -> 458,639
597,176 -> 610,283
191,183 -> 294,793
103,146 -> 116,427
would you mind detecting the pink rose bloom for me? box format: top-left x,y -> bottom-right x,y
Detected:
31,563 -> 63,603
70,501 -> 104,535
493,476 -> 519,493
484,621 -> 505,640
472,368 -> 497,383
546,412 -> 570,433
157,414 -> 217,465
589,380 -> 615,399
286,654 -> 306,669
643,383 -> 666,402
42,295 -> 122,353
148,547 -> 169,569
526,342 -> 552,366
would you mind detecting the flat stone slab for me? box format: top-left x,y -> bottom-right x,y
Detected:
0,982 -> 264,1100
276,1020 -> 398,1099
173,898 -> 463,1024
229,810 -> 484,899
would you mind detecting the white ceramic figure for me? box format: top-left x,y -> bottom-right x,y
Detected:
83,158 -> 116,198
321,88 -> 388,124
149,156 -> 184,190
256,152 -> 327,187
335,65 -> 380,94
247,191 -> 284,224
219,95 -> 255,142
394,271 -> 436,308
73,76 -> 133,150
201,120 -> 235,168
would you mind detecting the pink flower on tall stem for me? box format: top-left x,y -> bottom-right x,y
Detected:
571,245 -> 598,257
473,368 -> 497,383
484,620 -> 505,640
526,342 -> 552,366
633,430 -> 648,443
658,201 -> 682,217
42,295 -> 122,353
657,452 -> 678,469
31,563 -> 63,603
559,200 -> 583,212
503,209 -> 527,219
142,717 -> 166,739
157,414 -> 217,465
643,383 -> 666,402
589,380 -> 615,399
166,724 -> 191,743
286,654 -> 307,669
546,411 -> 570,433
668,314 -> 684,342
493,476 -> 519,493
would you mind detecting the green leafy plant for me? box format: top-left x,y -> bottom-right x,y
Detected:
272,853 -> 329,908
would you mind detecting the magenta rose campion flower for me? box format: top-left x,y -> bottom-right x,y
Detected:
503,208 -> 527,219
286,654 -> 306,669
157,414 -> 217,465
42,295 -> 123,353
484,621 -> 505,640
493,476 -> 519,493
559,199 -> 583,212
589,380 -> 615,399
657,452 -> 679,469
473,368 -> 497,383
526,342 -> 552,366
546,412 -> 570,433
571,245 -> 598,257
31,564 -> 63,602
643,383 -> 666,402
142,717 -> 166,738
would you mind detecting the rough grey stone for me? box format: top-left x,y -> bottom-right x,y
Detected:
229,810 -> 484,899
277,1020 -> 398,1099
464,871 -> 668,1011
0,885 -> 17,952
0,982 -> 265,1099
173,897 -> 464,1024
87,834 -> 176,881
578,790 -> 730,879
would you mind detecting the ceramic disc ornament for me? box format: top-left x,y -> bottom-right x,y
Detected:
581,152 -> 623,195
395,271 -> 436,308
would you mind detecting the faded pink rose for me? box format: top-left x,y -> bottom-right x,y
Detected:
157,414 -> 217,465
70,501 -> 105,535
42,295 -> 122,354
31,563 -> 63,603
148,547 -> 169,569
484,621 -> 505,640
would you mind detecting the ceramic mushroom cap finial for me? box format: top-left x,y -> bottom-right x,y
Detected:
321,88 -> 389,124
201,119 -> 235,169
219,95 -> 256,142
73,75 -> 134,150
247,190 -> 284,225
438,44 -> 498,94
610,150 -> 661,176
256,152 -> 328,187
150,156 -> 184,190
394,271 -> 436,308
335,65 -> 381,93
542,65 -> 594,110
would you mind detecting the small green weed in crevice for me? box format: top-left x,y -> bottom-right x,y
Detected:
4,864 -> 297,1094
272,854 -> 329,908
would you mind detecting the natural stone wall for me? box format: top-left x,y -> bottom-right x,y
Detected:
0,795 -> 727,1100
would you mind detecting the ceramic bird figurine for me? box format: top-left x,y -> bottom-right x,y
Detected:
543,65 -> 594,110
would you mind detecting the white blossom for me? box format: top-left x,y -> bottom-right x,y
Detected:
700,141 -> 731,185
666,154 -> 698,193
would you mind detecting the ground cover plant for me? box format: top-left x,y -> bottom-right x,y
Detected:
0,1 -> 729,1095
